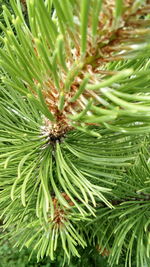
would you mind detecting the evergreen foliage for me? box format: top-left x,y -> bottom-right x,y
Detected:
0,0 -> 150,266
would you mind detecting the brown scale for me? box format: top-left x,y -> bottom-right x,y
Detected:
84,0 -> 150,71
20,0 -> 27,9
41,78 -> 84,138
96,245 -> 110,257
51,193 -> 75,226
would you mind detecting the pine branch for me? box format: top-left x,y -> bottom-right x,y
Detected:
0,1 -> 150,266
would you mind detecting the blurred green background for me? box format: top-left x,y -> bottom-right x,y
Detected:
0,228 -> 124,267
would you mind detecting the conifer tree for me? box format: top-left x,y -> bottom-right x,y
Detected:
0,0 -> 150,266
